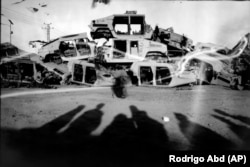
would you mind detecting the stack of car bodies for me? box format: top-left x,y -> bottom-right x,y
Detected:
2,11 -> 249,89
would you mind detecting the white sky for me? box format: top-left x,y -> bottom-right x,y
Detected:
1,0 -> 250,52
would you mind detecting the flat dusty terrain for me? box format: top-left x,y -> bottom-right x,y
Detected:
1,85 -> 250,167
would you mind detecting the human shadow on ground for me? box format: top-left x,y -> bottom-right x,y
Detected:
100,105 -> 171,166
2,105 -> 86,153
1,104 -> 105,167
1,104 -> 172,167
214,109 -> 250,126
175,113 -> 236,150
212,109 -> 250,150
62,104 -> 104,140
129,105 -> 169,148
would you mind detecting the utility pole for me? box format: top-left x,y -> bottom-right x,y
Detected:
1,14 -> 14,44
8,19 -> 14,44
42,23 -> 53,42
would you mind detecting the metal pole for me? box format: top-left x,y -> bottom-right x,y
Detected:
8,19 -> 14,44
47,24 -> 50,42
10,23 -> 11,44
42,23 -> 52,42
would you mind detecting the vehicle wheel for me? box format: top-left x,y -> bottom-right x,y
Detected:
237,84 -> 244,91
206,70 -> 213,83
44,54 -> 52,63
39,56 -> 44,61
100,55 -> 105,64
54,55 -> 63,64
230,78 -> 238,90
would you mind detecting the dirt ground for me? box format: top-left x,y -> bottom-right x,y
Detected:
1,85 -> 250,167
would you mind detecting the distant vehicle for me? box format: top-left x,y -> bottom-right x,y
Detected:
89,10 -> 153,40
94,37 -> 168,65
38,33 -> 96,63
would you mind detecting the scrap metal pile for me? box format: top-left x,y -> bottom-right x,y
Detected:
1,11 -> 249,90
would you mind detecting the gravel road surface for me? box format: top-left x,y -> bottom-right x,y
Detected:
1,85 -> 250,167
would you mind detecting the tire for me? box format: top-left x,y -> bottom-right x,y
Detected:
44,54 -> 52,63
230,77 -> 238,90
237,84 -> 244,91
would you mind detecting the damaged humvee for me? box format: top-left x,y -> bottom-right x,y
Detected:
177,33 -> 250,89
38,33 -> 96,63
0,53 -> 68,88
129,33 -> 250,89
89,10 -> 153,40
68,60 -> 114,86
94,37 -> 168,65
89,11 -> 193,59
129,61 -> 196,87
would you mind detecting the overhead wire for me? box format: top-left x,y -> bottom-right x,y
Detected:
2,7 -> 68,36
2,7 -> 41,26
3,6 -> 77,35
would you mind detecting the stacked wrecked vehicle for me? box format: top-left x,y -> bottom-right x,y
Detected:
1,11 -> 249,90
